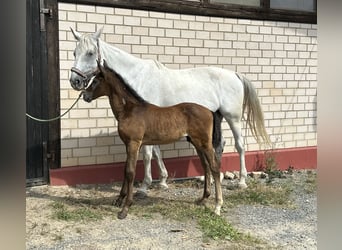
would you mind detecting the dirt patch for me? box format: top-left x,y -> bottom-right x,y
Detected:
26,170 -> 316,249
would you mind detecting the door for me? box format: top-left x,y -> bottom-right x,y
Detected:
26,0 -> 60,186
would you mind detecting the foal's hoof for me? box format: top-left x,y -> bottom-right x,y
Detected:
195,198 -> 207,206
117,210 -> 128,219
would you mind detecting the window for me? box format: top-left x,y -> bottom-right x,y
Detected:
211,0 -> 260,7
70,0 -> 317,24
271,0 -> 316,12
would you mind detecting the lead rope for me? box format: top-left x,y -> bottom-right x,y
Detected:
26,92 -> 83,122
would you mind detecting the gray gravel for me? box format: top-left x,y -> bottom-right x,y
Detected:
26,170 -> 316,249
227,171 -> 317,249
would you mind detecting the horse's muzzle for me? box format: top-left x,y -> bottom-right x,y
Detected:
70,66 -> 100,91
70,73 -> 89,91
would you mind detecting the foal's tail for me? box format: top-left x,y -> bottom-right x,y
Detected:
237,73 -> 272,146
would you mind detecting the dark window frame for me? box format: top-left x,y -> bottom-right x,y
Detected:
60,0 -> 316,24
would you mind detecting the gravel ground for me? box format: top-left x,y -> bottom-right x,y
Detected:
26,170 -> 316,249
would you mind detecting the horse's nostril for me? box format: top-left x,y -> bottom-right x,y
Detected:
75,79 -> 80,85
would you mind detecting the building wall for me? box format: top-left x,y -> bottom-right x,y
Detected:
58,3 -> 317,167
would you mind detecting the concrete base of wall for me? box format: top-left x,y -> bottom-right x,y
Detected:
50,146 -> 317,186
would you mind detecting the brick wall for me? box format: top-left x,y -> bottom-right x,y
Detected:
58,3 -> 317,167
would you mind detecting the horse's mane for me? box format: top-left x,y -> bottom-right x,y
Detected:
102,62 -> 148,105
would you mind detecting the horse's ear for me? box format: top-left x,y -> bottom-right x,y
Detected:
93,27 -> 103,40
70,27 -> 81,41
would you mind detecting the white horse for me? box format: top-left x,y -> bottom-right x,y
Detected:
69,28 -> 271,188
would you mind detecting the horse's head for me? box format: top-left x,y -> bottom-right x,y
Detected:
69,27 -> 103,91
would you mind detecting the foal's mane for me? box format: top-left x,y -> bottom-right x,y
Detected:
102,63 -> 147,105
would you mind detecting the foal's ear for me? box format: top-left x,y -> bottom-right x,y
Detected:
70,27 -> 81,41
103,60 -> 109,69
92,27 -> 103,40
98,60 -> 105,74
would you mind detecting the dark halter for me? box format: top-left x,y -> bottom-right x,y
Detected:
70,39 -> 101,88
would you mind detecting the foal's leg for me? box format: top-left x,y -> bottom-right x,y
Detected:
203,147 -> 223,216
195,150 -> 211,206
152,146 -> 168,189
227,118 -> 248,189
115,175 -> 128,207
118,141 -> 141,219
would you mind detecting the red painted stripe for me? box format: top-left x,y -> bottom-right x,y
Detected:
50,146 -> 316,186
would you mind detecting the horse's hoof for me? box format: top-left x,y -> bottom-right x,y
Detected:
214,208 -> 221,216
117,211 -> 127,219
134,190 -> 148,199
158,183 -> 169,190
238,182 -> 248,189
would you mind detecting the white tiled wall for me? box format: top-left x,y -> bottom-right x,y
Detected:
58,3 -> 317,167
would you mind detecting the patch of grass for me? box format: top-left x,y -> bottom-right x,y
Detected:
197,207 -> 240,241
225,180 -> 293,208
130,198 -> 261,245
50,201 -> 103,222
303,171 -> 317,194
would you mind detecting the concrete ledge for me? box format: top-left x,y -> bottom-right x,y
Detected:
50,146 -> 317,186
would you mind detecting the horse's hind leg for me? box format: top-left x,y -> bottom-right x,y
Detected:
152,145 -> 168,189
139,145 -> 153,193
227,118 -> 248,188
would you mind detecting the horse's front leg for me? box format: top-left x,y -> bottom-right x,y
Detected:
118,141 -> 141,219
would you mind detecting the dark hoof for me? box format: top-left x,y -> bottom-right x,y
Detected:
117,210 -> 128,219
134,190 -> 148,199
195,198 -> 206,206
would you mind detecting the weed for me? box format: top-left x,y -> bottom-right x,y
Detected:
197,208 -> 241,241
303,171 -> 317,194
50,201 -> 102,222
254,149 -> 285,182
225,180 -> 293,208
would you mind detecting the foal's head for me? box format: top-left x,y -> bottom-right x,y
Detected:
82,61 -> 112,102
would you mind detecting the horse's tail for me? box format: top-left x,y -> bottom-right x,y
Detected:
212,110 -> 224,160
238,73 -> 272,146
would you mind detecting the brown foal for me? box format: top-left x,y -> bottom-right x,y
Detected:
83,61 -> 223,219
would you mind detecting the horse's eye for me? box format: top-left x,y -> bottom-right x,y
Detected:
87,51 -> 94,57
